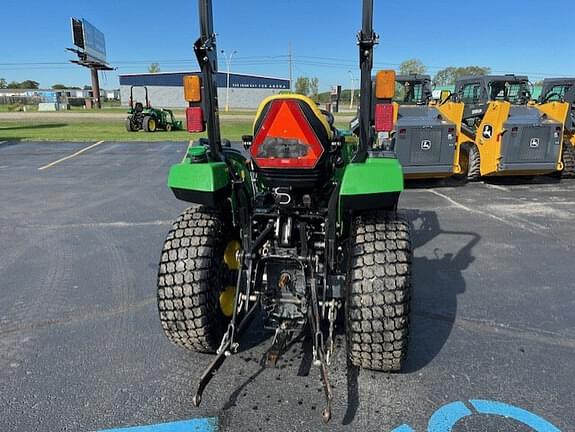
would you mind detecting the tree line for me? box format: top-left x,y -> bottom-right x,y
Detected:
0,78 -> 94,91
397,59 -> 491,85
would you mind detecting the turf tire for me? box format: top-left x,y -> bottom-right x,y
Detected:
125,117 -> 136,132
467,144 -> 481,182
561,143 -> 575,178
346,210 -> 412,372
157,206 -> 231,353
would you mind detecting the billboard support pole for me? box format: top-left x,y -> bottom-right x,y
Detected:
90,68 -> 101,109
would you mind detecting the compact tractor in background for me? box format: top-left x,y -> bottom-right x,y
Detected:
125,85 -> 182,132
156,0 -> 412,423
351,73 -> 465,180
538,78 -> 575,177
453,75 -> 565,181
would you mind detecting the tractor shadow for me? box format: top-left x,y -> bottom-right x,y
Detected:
403,209 -> 481,373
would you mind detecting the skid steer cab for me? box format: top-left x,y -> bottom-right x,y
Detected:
350,73 -> 466,180
454,75 -> 564,181
125,86 -> 182,132
156,0 -> 413,423
537,78 -> 575,178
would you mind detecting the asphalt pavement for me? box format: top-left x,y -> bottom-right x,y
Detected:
0,140 -> 573,431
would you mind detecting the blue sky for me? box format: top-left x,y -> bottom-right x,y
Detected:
1,0 -> 574,90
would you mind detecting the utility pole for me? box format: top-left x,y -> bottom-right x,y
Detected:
221,49 -> 237,112
289,42 -> 293,91
348,70 -> 356,110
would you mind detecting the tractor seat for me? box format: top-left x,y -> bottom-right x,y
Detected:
134,102 -> 144,113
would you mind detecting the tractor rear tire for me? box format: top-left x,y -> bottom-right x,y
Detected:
561,143 -> 575,178
467,144 -> 481,182
157,206 -> 231,353
143,116 -> 157,132
125,117 -> 136,132
346,211 -> 412,372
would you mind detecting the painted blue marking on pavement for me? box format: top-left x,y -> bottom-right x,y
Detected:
390,425 -> 416,432
98,418 -> 218,432
427,401 -> 472,432
470,400 -> 561,432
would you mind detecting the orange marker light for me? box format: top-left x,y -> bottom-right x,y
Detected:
375,70 -> 396,100
184,75 -> 202,102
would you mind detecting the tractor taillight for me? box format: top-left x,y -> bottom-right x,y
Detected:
184,75 -> 202,102
251,99 -> 324,169
375,70 -> 396,100
375,104 -> 395,132
447,127 -> 455,140
186,107 -> 205,133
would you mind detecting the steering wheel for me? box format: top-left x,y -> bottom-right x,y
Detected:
320,109 -> 335,127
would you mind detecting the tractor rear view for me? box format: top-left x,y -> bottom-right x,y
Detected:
156,0 -> 412,423
455,75 -> 564,180
538,78 -> 575,177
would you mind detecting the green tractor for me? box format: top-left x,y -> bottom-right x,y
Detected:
125,85 -> 182,132
157,0 -> 412,423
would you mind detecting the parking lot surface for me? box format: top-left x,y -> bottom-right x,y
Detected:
0,140 -> 573,431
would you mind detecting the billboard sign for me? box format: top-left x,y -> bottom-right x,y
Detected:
70,18 -> 107,64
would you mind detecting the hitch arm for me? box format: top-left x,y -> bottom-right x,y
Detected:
192,300 -> 259,407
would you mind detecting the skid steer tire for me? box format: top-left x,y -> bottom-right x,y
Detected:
157,206 -> 231,353
467,144 -> 481,182
561,143 -> 575,178
346,211 -> 412,372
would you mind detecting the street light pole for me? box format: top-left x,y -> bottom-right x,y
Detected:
221,49 -> 237,112
348,70 -> 356,110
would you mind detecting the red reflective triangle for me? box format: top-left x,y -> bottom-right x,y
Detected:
251,100 -> 324,169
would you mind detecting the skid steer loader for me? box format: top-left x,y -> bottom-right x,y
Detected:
156,0 -> 412,423
538,78 -> 575,177
351,74 -> 465,180
455,75 -> 564,180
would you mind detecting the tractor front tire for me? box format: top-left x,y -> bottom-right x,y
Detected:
467,144 -> 481,182
561,143 -> 575,178
165,123 -> 173,132
143,116 -> 157,132
157,206 -> 230,353
346,211 -> 412,372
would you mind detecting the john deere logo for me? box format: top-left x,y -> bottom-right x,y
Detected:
421,140 -> 432,151
482,125 -> 493,139
530,138 -> 540,148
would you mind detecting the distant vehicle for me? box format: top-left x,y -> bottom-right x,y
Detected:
125,86 -> 182,132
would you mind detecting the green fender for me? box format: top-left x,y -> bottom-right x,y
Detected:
168,147 -> 230,206
339,156 -> 404,211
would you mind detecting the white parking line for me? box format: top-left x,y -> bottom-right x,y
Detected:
483,183 -> 510,192
38,140 -> 105,171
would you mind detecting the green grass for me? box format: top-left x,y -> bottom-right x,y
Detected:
0,119 -> 254,142
0,113 -> 352,142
